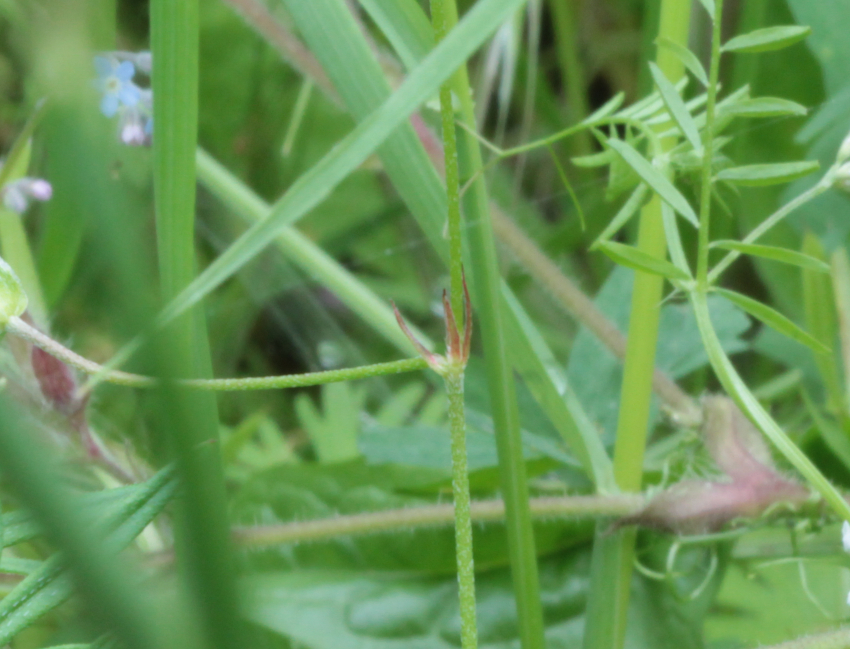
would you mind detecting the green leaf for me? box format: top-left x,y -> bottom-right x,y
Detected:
714,288 -> 829,354
0,256 -> 27,328
648,62 -> 702,153
655,37 -> 709,86
697,0 -> 715,20
358,0 -> 433,70
582,92 -> 626,124
720,97 -> 808,119
598,241 -> 692,282
722,25 -> 812,54
716,161 -> 819,186
709,240 -> 830,272
0,468 -> 176,645
605,139 -> 699,227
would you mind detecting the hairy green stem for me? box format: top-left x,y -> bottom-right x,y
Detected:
440,0 -> 547,643
446,371 -> 478,649
232,494 -> 645,547
759,628 -> 850,649
6,315 -> 426,391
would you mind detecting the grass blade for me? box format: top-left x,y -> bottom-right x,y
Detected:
716,161 -> 819,186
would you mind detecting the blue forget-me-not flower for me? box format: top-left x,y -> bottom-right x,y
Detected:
94,56 -> 141,118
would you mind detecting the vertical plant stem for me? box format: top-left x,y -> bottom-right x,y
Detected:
432,2 -> 477,645
583,1 -> 691,648
431,0 -> 464,320
436,2 -> 546,648
150,2 -> 242,648
446,370 -> 478,649
696,0 -> 724,288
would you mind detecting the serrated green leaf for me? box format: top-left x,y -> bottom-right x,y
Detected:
655,37 -> 709,86
720,97 -> 808,119
648,62 -> 702,153
714,288 -> 828,354
606,138 -> 699,226
0,257 -> 27,328
598,241 -> 692,282
710,240 -> 829,272
722,25 -> 811,54
716,161 -> 819,186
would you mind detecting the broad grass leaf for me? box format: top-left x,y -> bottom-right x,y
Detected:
649,62 -> 702,152
598,241 -> 692,282
606,139 -> 699,226
714,288 -> 829,354
358,0 -> 433,70
722,25 -> 811,54
716,161 -> 819,186
710,240 -> 829,272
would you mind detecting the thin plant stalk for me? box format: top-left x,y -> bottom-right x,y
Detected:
5,315 -> 426,390
432,0 -> 477,645
233,494 -> 645,547
583,1 -> 692,648
437,1 -> 547,646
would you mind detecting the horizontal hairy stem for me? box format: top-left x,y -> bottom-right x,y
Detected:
761,628 -> 850,649
232,494 -> 646,547
6,316 -> 426,391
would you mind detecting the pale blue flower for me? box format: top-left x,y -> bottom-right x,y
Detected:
94,56 -> 141,117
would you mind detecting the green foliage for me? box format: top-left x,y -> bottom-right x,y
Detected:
3,1 -> 850,649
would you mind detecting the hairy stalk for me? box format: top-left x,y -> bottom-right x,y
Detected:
491,210 -> 700,425
446,371 -> 477,649
437,0 -> 547,644
233,494 -> 645,547
583,2 -> 692,649
6,315 -> 426,391
432,0 -> 477,645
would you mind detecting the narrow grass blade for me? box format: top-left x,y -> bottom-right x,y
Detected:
714,287 -> 828,354
358,0 -> 434,69
195,149 -> 429,354
606,138 -> 699,226
599,240 -> 692,281
716,161 -> 819,186
710,240 -> 829,272
648,62 -> 702,152
802,234 -> 842,413
722,25 -> 811,54
155,0 -> 526,327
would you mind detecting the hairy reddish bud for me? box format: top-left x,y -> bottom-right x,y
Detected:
31,346 -> 78,413
617,396 -> 809,534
